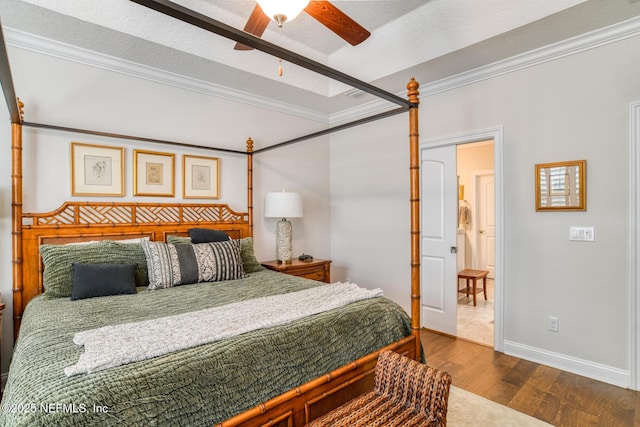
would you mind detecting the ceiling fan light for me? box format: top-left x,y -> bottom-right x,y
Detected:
256,0 -> 310,27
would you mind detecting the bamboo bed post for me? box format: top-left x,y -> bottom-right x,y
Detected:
407,78 -> 421,359
11,99 -> 24,340
246,137 -> 254,237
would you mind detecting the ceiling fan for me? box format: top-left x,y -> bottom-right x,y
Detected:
234,0 -> 371,50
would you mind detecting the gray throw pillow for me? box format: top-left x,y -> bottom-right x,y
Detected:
188,228 -> 230,243
71,263 -> 138,300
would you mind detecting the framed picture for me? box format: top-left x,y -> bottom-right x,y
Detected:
183,155 -> 220,199
71,142 -> 124,196
133,150 -> 175,197
535,160 -> 586,211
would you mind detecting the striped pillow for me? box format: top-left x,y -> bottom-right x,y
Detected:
141,240 -> 247,290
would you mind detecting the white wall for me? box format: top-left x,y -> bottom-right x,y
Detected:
330,114 -> 411,312
0,46 -> 330,375
21,128 -> 248,213
331,34 -> 640,385
7,47 -> 329,154
253,138 -> 331,262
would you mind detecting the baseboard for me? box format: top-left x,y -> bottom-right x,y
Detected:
503,340 -> 630,389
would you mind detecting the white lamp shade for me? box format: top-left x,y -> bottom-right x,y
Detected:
264,191 -> 303,218
256,0 -> 309,23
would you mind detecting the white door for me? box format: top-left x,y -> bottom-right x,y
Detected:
476,173 -> 495,278
421,145 -> 458,335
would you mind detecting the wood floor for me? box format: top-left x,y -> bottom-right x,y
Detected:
420,329 -> 640,426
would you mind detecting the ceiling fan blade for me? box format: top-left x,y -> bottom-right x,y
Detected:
234,4 -> 270,50
305,1 -> 371,46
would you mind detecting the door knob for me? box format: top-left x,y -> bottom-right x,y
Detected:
479,229 -> 486,234
450,246 -> 457,254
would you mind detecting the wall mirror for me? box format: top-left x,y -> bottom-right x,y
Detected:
535,160 -> 586,211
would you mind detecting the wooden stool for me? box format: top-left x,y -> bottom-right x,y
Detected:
457,269 -> 489,306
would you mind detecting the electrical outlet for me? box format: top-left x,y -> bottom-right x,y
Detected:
548,316 -> 559,332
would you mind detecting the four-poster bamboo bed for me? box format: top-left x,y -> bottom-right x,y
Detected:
0,2 -> 422,426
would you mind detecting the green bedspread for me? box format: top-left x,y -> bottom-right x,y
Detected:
0,270 -> 411,426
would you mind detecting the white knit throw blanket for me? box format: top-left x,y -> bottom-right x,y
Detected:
64,282 -> 382,376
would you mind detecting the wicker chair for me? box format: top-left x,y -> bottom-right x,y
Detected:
306,350 -> 452,427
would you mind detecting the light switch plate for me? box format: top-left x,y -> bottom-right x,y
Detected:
569,226 -> 594,241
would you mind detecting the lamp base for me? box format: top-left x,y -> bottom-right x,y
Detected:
276,219 -> 293,263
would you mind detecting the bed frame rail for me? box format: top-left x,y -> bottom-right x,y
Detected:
216,335 -> 417,427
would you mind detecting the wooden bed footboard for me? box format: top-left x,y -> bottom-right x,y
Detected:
217,335 -> 417,427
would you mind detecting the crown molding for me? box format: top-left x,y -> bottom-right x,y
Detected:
4,27 -> 329,124
421,15 -> 640,97
6,15 -> 640,126
330,17 -> 640,123
333,15 -> 640,123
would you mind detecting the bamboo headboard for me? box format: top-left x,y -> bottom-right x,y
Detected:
14,201 -> 251,337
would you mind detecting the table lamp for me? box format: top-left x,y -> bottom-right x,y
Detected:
264,190 -> 303,263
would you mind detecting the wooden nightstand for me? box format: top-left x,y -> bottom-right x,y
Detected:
261,259 -> 332,283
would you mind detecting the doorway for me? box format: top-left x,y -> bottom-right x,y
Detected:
420,127 -> 504,351
456,142 -> 494,346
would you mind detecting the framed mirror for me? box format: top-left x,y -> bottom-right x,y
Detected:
535,160 -> 586,211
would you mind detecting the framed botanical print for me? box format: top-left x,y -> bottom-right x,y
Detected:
535,160 -> 586,211
71,142 -> 124,196
182,155 -> 220,199
133,149 -> 175,197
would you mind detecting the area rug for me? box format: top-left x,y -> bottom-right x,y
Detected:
448,386 -> 553,426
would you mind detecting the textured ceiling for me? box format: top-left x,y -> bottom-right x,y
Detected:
1,1 -> 598,96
